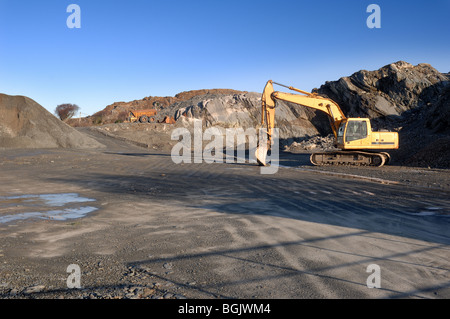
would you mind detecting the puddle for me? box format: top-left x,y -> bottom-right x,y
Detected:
0,193 -> 98,224
408,207 -> 450,217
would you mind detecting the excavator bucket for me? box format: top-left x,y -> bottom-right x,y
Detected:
255,81 -> 276,167
255,144 -> 268,166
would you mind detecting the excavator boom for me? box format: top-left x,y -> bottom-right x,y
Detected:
262,81 -> 346,139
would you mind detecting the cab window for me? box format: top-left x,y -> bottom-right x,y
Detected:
345,121 -> 368,142
338,123 -> 345,137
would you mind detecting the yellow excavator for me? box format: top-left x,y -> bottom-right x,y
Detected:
256,80 -> 399,167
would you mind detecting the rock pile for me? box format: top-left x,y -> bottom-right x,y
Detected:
284,134 -> 337,153
69,89 -> 248,126
158,91 -> 324,140
313,61 -> 448,126
0,94 -> 104,149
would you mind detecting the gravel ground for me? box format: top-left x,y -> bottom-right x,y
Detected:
0,128 -> 449,300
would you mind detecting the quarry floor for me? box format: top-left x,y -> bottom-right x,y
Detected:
0,128 -> 449,300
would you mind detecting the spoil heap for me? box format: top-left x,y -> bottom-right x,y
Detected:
0,94 -> 104,149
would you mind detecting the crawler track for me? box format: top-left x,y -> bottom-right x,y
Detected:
310,151 -> 390,167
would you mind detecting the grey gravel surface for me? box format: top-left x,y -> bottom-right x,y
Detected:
0,130 -> 449,299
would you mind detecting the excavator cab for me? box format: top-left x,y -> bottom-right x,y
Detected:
336,118 -> 398,151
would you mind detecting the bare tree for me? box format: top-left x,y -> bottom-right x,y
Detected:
55,103 -> 80,121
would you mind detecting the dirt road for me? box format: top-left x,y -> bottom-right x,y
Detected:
0,129 -> 449,299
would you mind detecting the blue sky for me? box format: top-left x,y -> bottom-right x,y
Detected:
1,0 -> 449,116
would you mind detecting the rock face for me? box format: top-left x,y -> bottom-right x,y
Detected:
75,89 -> 327,141
425,85 -> 450,134
313,61 -> 449,130
158,92 -> 324,140
70,89 -> 248,126
0,94 -> 104,149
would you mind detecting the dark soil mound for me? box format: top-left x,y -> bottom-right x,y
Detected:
0,94 -> 104,149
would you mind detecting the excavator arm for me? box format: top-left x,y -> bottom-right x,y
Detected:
261,80 -> 346,143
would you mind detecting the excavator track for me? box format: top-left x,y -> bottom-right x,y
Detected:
310,151 -> 389,167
